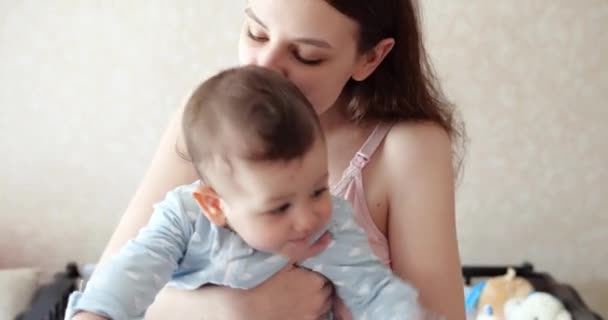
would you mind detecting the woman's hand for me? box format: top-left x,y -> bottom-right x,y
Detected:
238,264 -> 334,320
232,233 -> 334,320
148,265 -> 334,320
147,233 -> 334,320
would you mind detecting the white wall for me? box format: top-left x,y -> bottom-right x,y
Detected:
1,1 -> 606,316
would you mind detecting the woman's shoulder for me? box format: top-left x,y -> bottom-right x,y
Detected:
382,121 -> 453,175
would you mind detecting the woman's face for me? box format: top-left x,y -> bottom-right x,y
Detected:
239,0 -> 363,115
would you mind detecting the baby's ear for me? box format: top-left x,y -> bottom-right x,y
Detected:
192,186 -> 227,226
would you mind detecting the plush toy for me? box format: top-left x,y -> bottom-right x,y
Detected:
475,268 -> 534,320
475,304 -> 499,320
504,292 -> 572,320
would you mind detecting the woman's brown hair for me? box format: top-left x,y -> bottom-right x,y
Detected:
328,0 -> 465,145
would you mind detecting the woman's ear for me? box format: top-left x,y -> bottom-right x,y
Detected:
352,38 -> 395,81
192,186 -> 227,226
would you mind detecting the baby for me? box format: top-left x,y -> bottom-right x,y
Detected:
66,66 -> 422,320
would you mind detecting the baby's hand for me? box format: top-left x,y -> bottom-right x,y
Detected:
71,311 -> 109,320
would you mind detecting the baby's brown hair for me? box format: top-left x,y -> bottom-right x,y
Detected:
182,66 -> 321,182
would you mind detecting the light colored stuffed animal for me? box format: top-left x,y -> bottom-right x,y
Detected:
476,304 -> 499,320
504,292 -> 572,320
476,268 -> 534,319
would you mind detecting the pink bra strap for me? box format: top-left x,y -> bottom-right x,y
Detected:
351,123 -> 393,169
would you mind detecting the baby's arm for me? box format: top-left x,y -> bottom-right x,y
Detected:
301,197 -> 421,320
66,188 -> 196,320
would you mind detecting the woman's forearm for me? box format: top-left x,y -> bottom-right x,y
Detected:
145,285 -> 245,320
146,265 -> 334,320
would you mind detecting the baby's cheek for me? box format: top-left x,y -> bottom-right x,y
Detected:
241,227 -> 283,253
321,198 -> 334,222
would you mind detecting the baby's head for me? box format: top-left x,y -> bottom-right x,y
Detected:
182,66 -> 332,260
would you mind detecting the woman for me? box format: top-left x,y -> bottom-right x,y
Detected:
97,1 -> 466,319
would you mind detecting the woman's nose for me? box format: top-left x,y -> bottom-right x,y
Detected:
255,46 -> 288,77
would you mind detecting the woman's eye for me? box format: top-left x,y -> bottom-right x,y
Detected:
269,203 -> 291,215
294,53 -> 323,66
247,29 -> 267,42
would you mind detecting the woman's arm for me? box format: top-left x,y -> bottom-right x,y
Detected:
146,266 -> 334,320
98,108 -> 197,265
384,123 -> 466,320
72,312 -> 108,320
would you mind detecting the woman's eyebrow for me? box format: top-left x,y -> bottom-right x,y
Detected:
245,8 -> 267,29
244,7 -> 332,49
293,37 -> 332,49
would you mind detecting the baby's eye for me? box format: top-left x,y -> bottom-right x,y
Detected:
269,203 -> 291,215
312,187 -> 328,198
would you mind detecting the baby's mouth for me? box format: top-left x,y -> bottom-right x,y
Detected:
288,236 -> 312,244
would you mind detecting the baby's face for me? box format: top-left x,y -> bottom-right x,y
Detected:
218,137 -> 333,260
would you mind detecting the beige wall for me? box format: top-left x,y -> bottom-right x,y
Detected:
1,1 -> 606,316
422,1 -> 608,315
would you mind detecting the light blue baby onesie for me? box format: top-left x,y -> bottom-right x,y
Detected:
66,182 -> 420,320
